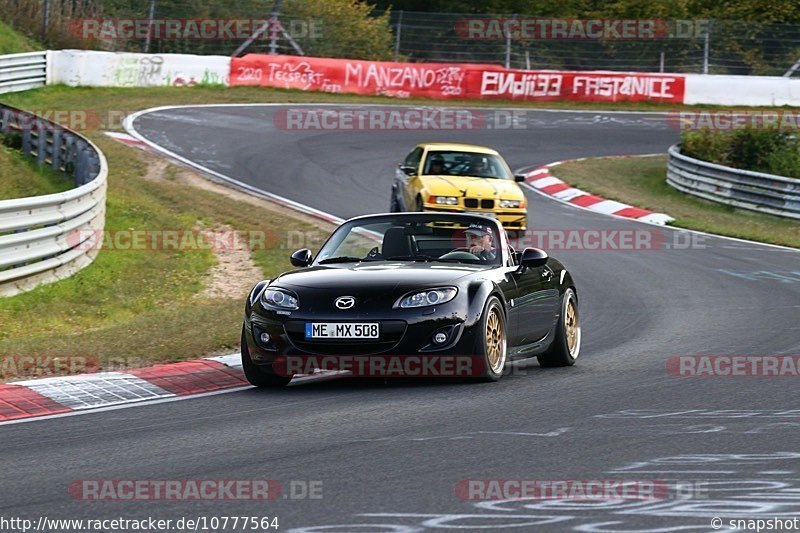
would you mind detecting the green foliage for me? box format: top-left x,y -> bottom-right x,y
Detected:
382,0 -> 800,19
727,129 -> 794,171
681,128 -> 800,178
688,0 -> 800,24
282,0 -> 395,60
0,0 -> 95,51
0,18 -> 41,54
682,128 -> 730,165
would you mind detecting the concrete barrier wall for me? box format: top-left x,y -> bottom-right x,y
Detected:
44,50 -> 800,107
47,50 -> 230,87
684,74 -> 800,106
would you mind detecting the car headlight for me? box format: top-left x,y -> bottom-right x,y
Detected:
499,199 -> 522,208
434,196 -> 459,205
261,288 -> 299,310
396,287 -> 457,308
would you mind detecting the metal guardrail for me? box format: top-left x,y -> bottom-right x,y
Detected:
666,144 -> 800,220
0,52 -> 47,94
0,103 -> 107,297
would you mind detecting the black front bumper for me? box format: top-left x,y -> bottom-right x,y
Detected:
244,310 -> 484,377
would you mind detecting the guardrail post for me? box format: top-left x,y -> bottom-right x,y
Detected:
63,133 -> 75,169
36,122 -> 48,167
75,139 -> 94,186
51,128 -> 62,170
21,127 -> 31,155
86,150 -> 101,179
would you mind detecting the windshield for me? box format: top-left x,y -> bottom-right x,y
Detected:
314,215 -> 503,266
422,150 -> 513,180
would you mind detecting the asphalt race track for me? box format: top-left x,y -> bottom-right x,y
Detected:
3,105 -> 800,532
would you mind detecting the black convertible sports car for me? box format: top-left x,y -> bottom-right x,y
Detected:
242,212 -> 580,387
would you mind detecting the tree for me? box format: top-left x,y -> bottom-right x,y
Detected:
281,0 -> 395,60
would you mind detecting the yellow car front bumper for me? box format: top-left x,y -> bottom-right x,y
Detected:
422,204 -> 527,231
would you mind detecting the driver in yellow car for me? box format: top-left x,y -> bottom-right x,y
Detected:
429,154 -> 449,175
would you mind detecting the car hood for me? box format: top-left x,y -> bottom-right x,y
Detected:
273,262 -> 485,292
421,175 -> 524,199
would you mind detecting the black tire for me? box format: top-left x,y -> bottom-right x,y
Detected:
389,185 -> 402,212
415,195 -> 424,211
241,327 -> 292,387
537,288 -> 580,367
474,296 -> 507,382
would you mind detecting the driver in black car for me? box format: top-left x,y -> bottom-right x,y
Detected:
465,223 -> 496,261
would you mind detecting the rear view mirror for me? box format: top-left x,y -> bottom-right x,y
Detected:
399,165 -> 417,176
520,248 -> 548,268
290,248 -> 313,267
514,173 -> 527,183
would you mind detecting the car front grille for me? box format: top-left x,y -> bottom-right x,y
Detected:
464,198 -> 495,209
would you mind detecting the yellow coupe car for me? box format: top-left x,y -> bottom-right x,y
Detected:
390,143 -> 528,231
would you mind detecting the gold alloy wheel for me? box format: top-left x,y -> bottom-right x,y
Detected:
485,307 -> 506,373
565,298 -> 579,355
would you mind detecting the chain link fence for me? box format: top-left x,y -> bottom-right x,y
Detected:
387,12 -> 800,76
6,0 -> 800,76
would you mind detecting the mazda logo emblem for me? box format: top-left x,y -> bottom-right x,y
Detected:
335,296 -> 355,309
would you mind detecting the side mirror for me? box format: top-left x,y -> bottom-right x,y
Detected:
514,173 -> 527,183
399,164 -> 417,176
290,248 -> 313,267
520,247 -> 548,268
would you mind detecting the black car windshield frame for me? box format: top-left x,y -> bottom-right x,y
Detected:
312,214 -> 506,266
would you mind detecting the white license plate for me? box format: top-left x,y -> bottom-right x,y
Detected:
466,211 -> 496,218
305,322 -> 380,339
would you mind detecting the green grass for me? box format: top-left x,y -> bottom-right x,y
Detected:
551,155 -> 800,249
0,138 -> 328,372
0,143 -> 73,199
0,123 -> 327,379
0,19 -> 41,54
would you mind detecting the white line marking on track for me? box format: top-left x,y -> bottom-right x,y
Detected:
0,386 -> 253,427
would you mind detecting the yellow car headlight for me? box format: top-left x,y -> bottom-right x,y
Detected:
434,196 -> 459,205
499,199 -> 522,209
